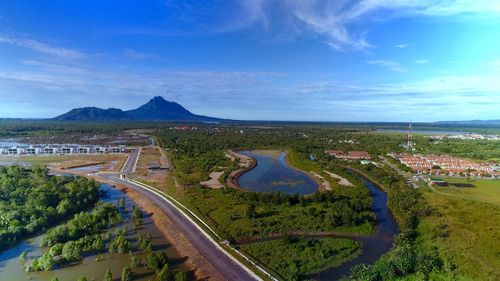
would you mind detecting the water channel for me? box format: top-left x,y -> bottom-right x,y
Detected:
236,150 -> 399,280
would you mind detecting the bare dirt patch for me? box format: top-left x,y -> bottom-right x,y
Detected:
309,171 -> 332,191
323,171 -> 355,187
130,146 -> 169,189
200,171 -> 225,189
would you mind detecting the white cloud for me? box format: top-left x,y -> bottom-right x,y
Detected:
415,59 -> 430,64
235,0 -> 500,50
366,60 -> 407,72
395,43 -> 413,48
0,35 -> 87,59
124,48 -> 154,59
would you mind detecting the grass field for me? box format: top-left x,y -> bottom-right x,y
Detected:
240,238 -> 361,281
434,177 -> 500,206
417,186 -> 500,280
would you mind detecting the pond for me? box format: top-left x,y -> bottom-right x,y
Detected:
0,184 -> 188,281
236,150 -> 319,196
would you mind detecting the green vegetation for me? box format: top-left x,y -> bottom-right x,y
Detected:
241,237 -> 361,280
26,203 -> 121,271
0,166 -> 100,251
346,162 -> 450,280
41,202 -> 121,246
416,187 -> 500,280
180,187 -> 374,241
418,138 -> 500,161
158,128 -> 376,241
434,177 -> 500,205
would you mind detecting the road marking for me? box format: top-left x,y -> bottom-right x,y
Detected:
124,178 -> 276,281
131,147 -> 141,173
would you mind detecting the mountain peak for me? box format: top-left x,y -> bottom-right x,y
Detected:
150,96 -> 168,103
53,96 -> 222,122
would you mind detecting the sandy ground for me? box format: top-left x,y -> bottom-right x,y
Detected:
200,171 -> 224,189
323,171 -> 355,187
225,150 -> 254,169
225,150 -> 256,190
309,171 -> 332,191
130,146 -> 170,190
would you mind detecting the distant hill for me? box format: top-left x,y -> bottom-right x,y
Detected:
54,107 -> 129,121
434,119 -> 500,125
53,96 -> 222,122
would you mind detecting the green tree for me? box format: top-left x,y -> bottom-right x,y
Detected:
77,277 -> 87,281
174,271 -> 188,281
131,255 -> 141,268
62,241 -> 82,262
147,251 -> 168,271
38,253 -> 56,271
246,203 -> 256,219
156,264 -> 171,281
104,267 -> 112,281
121,265 -> 132,281
19,251 -> 27,260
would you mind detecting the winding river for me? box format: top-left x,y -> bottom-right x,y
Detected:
236,150 -> 399,280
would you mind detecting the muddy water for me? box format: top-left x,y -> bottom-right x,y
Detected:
0,184 -> 188,281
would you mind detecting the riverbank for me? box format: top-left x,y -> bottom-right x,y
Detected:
225,150 -> 257,191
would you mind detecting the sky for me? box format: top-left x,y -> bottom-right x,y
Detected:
1,0 -> 500,121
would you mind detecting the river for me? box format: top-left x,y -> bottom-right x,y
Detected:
236,150 -> 398,280
0,183 -> 188,281
315,178 -> 398,280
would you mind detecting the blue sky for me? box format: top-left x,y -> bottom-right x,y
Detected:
1,0 -> 499,121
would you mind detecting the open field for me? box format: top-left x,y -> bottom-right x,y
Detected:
433,177 -> 500,206
0,154 -> 127,171
130,146 -> 169,189
417,187 -> 500,280
240,238 -> 361,281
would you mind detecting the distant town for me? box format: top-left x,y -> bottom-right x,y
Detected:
0,144 -> 126,155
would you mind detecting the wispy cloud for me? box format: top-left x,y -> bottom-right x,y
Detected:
124,48 -> 154,60
366,60 -> 407,72
235,0 -> 500,50
415,59 -> 430,64
395,43 -> 414,49
0,35 -> 87,59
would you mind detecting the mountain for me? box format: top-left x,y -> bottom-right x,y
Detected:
125,96 -> 217,121
53,96 -> 221,122
53,107 -> 129,121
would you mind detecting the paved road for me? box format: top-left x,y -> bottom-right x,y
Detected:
379,156 -> 420,189
101,148 -> 259,281
121,147 -> 140,174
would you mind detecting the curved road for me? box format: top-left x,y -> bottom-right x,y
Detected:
101,148 -> 260,281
